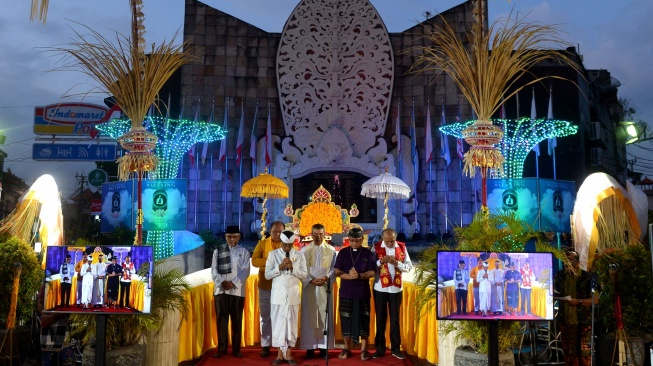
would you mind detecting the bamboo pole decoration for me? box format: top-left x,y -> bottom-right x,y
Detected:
383,192 -> 389,229
6,262 -> 22,329
260,195 -> 268,239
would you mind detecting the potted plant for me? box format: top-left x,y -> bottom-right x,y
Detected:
69,258 -> 190,366
0,234 -> 43,327
413,210 -> 566,365
593,243 -> 653,366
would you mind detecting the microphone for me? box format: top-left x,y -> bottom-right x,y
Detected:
590,271 -> 598,290
286,250 -> 290,258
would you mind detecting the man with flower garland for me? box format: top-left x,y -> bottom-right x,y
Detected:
372,228 -> 412,360
300,223 -> 337,359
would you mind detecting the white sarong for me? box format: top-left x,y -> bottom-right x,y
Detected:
81,274 -> 93,306
271,304 -> 298,358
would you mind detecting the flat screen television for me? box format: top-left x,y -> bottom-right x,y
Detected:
436,251 -> 554,321
43,245 -> 153,314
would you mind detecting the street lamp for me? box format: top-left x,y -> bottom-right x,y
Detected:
617,121 -> 650,144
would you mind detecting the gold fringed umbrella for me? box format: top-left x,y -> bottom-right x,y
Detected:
241,170 -> 289,238
361,169 -> 411,229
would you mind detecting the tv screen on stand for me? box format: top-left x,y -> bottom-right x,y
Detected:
436,251 -> 554,321
43,245 -> 153,314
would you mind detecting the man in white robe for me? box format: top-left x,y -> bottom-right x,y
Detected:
476,261 -> 493,317
80,255 -> 94,309
491,261 -> 506,315
92,254 -> 108,307
299,223 -> 336,359
265,230 -> 307,366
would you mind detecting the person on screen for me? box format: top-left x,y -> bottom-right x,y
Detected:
211,226 -> 251,358
520,260 -> 535,315
106,256 -> 122,309
469,257 -> 484,315
553,250 -> 595,366
265,230 -> 307,366
372,228 -> 412,360
491,261 -> 506,315
334,227 -> 376,361
80,255 -> 94,310
74,255 -> 88,307
300,223 -> 336,359
120,255 -> 135,309
453,260 -> 470,315
504,261 -> 521,315
59,255 -> 75,307
92,254 -> 108,308
476,261 -> 493,317
251,221 -> 285,358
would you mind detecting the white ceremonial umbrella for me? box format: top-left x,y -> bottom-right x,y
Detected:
361,169 -> 411,229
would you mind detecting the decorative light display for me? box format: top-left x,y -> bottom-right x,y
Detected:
440,117 -> 577,179
96,116 -> 227,259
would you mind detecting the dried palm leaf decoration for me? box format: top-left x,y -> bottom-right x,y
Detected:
30,0 -> 49,23
411,1 -> 582,177
49,0 -> 193,180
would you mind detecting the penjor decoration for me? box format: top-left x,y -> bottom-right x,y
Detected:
411,0 -> 582,206
49,0 -> 192,245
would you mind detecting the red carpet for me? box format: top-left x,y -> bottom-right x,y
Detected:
196,347 -> 413,366
47,305 -> 142,314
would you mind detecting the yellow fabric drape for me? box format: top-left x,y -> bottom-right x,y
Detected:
177,275 -> 439,364
45,278 -> 145,311
440,284 -> 547,318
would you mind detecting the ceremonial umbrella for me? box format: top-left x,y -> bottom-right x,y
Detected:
241,170 -> 289,238
361,169 -> 410,229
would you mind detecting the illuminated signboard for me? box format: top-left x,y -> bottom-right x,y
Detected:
34,103 -> 113,135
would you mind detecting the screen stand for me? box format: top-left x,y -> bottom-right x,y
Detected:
95,314 -> 107,366
488,321 -> 498,366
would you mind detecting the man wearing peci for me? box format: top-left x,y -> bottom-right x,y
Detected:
372,228 -> 412,360
453,259 -> 470,315
300,223 -> 337,359
265,230 -> 307,366
59,255 -> 75,308
334,227 -> 376,360
212,226 -> 251,358
251,221 -> 286,357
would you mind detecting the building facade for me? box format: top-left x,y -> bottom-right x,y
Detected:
175,0 -> 627,237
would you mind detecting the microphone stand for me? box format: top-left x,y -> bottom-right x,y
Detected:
590,272 -> 598,366
324,275 -> 331,366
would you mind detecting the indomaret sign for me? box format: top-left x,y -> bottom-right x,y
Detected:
34,103 -> 115,135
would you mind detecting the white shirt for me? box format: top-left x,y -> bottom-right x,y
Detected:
59,262 -> 75,284
92,262 -> 108,279
373,241 -> 413,294
265,248 -> 307,305
81,263 -> 94,281
212,244 -> 251,297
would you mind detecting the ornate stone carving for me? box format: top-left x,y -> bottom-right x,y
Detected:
277,0 -> 394,158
